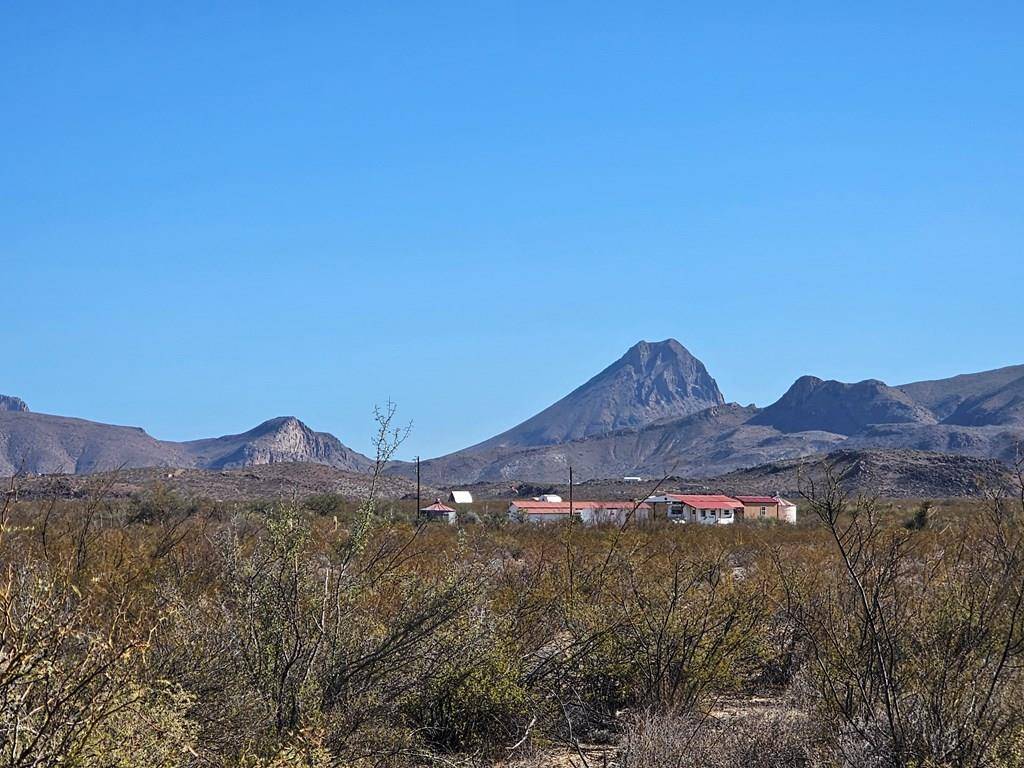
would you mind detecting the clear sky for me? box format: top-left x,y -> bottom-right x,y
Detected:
3,2 -> 1022,459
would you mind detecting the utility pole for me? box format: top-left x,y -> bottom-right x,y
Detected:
569,465 -> 573,519
416,456 -> 421,520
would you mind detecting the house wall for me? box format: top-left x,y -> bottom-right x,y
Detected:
510,504 -> 650,525
778,504 -> 797,523
580,506 -> 650,525
742,503 -> 780,521
526,512 -> 571,523
683,504 -> 736,525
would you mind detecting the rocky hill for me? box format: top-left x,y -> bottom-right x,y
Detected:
180,416 -> 373,472
5,349 -> 1024,486
393,346 -> 1024,485
0,401 -> 372,476
898,364 -> 1024,420
942,375 -> 1024,427
2,463 -> 419,504
0,396 -> 29,412
710,449 -> 1016,499
748,376 -> 936,434
467,339 -> 724,451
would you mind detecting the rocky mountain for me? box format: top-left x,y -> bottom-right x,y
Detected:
469,339 -> 724,451
401,352 -> 1024,484
5,350 -> 1024,485
748,376 -> 936,434
408,404 -> 848,483
0,409 -> 190,475
181,416 -> 373,471
898,365 -> 1024,420
941,375 -> 1024,427
5,463 -> 417,504
0,405 -> 372,476
710,449 -> 1016,499
0,395 -> 29,412
398,340 -> 726,483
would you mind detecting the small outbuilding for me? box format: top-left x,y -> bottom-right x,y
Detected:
777,498 -> 798,523
448,490 -> 474,505
733,495 -> 781,521
420,499 -> 457,525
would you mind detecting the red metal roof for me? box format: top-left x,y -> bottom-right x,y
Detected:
661,494 -> 743,510
420,500 -> 456,513
734,495 -> 779,505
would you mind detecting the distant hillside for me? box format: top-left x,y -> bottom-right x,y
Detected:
3,463 -> 419,504
748,376 -> 936,434
0,395 -> 29,412
942,376 -> 1024,427
898,365 -> 1024,420
6,352 -> 1024,484
181,416 -> 373,472
0,410 -> 191,475
392,349 -> 1024,485
711,449 -> 1016,499
0,405 -> 372,476
468,339 -> 724,451
408,404 -> 757,483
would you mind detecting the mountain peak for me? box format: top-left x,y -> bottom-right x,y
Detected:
750,376 -> 936,435
469,339 -> 725,451
0,395 -> 29,413
184,416 -> 373,472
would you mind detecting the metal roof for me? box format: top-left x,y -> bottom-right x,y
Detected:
420,500 -> 456,513
659,494 -> 743,510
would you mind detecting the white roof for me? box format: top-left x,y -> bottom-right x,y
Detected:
448,490 -> 474,504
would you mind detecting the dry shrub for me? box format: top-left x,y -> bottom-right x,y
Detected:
619,710 -> 820,768
2,453 -> 1022,767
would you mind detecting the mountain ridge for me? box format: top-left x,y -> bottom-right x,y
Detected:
0,408 -> 372,476
465,339 -> 725,451
3,345 -> 1023,481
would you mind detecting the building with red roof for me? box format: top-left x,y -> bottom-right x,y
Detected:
419,499 -> 457,524
734,495 -> 782,521
644,494 -> 742,525
645,493 -> 797,523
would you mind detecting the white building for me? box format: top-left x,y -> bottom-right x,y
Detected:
508,500 -> 651,525
777,498 -> 798,524
448,490 -> 474,504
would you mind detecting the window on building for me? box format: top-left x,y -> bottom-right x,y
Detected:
760,506 -> 766,517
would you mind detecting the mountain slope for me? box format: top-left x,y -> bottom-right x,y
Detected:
711,449 -> 1015,498
941,376 -> 1024,427
469,339 -> 724,451
0,410 -> 190,475
899,365 -> 1024,420
748,376 -> 936,435
0,395 -> 29,412
181,416 -> 374,471
0,405 -> 372,476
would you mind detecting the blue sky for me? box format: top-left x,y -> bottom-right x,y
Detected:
3,2 -> 1022,458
